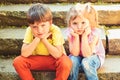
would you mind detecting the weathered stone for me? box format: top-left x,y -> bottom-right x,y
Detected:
0,0 -> 97,4
0,28 -> 120,56
1,5 -> 120,28
0,11 -> 28,27
0,39 -> 22,56
1,55 -> 120,80
108,39 -> 120,55
98,10 -> 120,26
103,0 -> 120,3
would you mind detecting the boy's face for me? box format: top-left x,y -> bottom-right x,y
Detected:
70,16 -> 89,35
30,21 -> 52,38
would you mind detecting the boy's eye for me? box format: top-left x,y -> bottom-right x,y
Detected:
41,24 -> 45,27
32,26 -> 37,28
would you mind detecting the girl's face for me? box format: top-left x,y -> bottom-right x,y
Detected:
30,21 -> 52,38
70,16 -> 89,35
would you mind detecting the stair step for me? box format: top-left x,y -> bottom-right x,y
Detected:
0,4 -> 120,27
0,55 -> 120,80
0,28 -> 120,55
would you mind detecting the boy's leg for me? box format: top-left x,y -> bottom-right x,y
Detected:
68,55 -> 83,80
81,55 -> 101,80
13,55 -> 57,80
55,55 -> 72,80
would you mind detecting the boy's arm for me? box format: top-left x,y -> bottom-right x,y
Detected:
21,37 -> 40,57
42,37 -> 64,59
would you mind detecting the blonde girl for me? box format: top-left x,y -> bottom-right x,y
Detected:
66,3 -> 105,80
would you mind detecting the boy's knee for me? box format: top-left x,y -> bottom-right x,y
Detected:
58,55 -> 72,70
13,56 -> 25,67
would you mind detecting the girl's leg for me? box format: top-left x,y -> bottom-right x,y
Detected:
13,55 -> 57,80
81,55 -> 101,80
68,55 -> 83,80
55,55 -> 72,80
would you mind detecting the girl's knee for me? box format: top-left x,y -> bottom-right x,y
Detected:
81,58 -> 90,70
69,56 -> 81,66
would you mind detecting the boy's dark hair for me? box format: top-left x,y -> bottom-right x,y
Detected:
27,3 -> 53,24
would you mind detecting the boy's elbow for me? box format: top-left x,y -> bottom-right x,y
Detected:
21,52 -> 30,57
54,52 -> 63,59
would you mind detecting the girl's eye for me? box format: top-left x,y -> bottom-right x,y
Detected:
82,21 -> 85,24
73,22 -> 77,25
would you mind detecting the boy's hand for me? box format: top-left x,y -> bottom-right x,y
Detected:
41,32 -> 52,41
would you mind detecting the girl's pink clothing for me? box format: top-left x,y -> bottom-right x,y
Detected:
65,28 -> 105,66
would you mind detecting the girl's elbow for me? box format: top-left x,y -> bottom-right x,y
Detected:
83,52 -> 92,58
70,51 -> 79,56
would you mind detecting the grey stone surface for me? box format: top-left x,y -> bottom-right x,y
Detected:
0,0 -> 97,4
1,0 -> 120,4
0,55 -> 120,80
0,28 -> 106,55
0,4 -> 120,27
0,28 -> 120,55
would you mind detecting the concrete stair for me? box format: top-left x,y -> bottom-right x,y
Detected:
0,2 -> 120,80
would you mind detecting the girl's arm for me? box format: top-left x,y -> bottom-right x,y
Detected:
81,27 -> 98,57
21,37 -> 40,57
68,32 -> 80,56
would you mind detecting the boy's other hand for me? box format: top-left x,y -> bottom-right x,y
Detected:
41,32 -> 52,40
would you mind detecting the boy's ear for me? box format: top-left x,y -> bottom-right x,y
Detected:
49,20 -> 52,25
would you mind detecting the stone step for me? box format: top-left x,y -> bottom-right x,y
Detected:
0,0 -> 120,4
0,28 -> 120,56
0,4 -> 120,28
0,55 -> 120,80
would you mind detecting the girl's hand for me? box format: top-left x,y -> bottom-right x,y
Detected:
69,28 -> 79,38
83,26 -> 91,36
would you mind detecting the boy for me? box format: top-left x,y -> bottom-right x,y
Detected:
13,3 -> 72,80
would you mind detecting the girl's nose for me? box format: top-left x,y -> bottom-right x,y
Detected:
77,24 -> 82,29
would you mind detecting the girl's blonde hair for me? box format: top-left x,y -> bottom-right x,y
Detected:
66,3 -> 98,28
84,3 -> 98,28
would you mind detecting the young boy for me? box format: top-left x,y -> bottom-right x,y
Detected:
13,3 -> 72,80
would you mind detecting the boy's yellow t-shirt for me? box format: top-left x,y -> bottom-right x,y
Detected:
23,24 -> 65,55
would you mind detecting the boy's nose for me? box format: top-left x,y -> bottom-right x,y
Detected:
38,27 -> 42,33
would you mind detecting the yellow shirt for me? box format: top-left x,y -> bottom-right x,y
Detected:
23,24 -> 65,55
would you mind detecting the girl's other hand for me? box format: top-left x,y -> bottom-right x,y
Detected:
83,26 -> 91,36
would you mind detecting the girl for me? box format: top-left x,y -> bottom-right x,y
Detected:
66,3 -> 105,80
